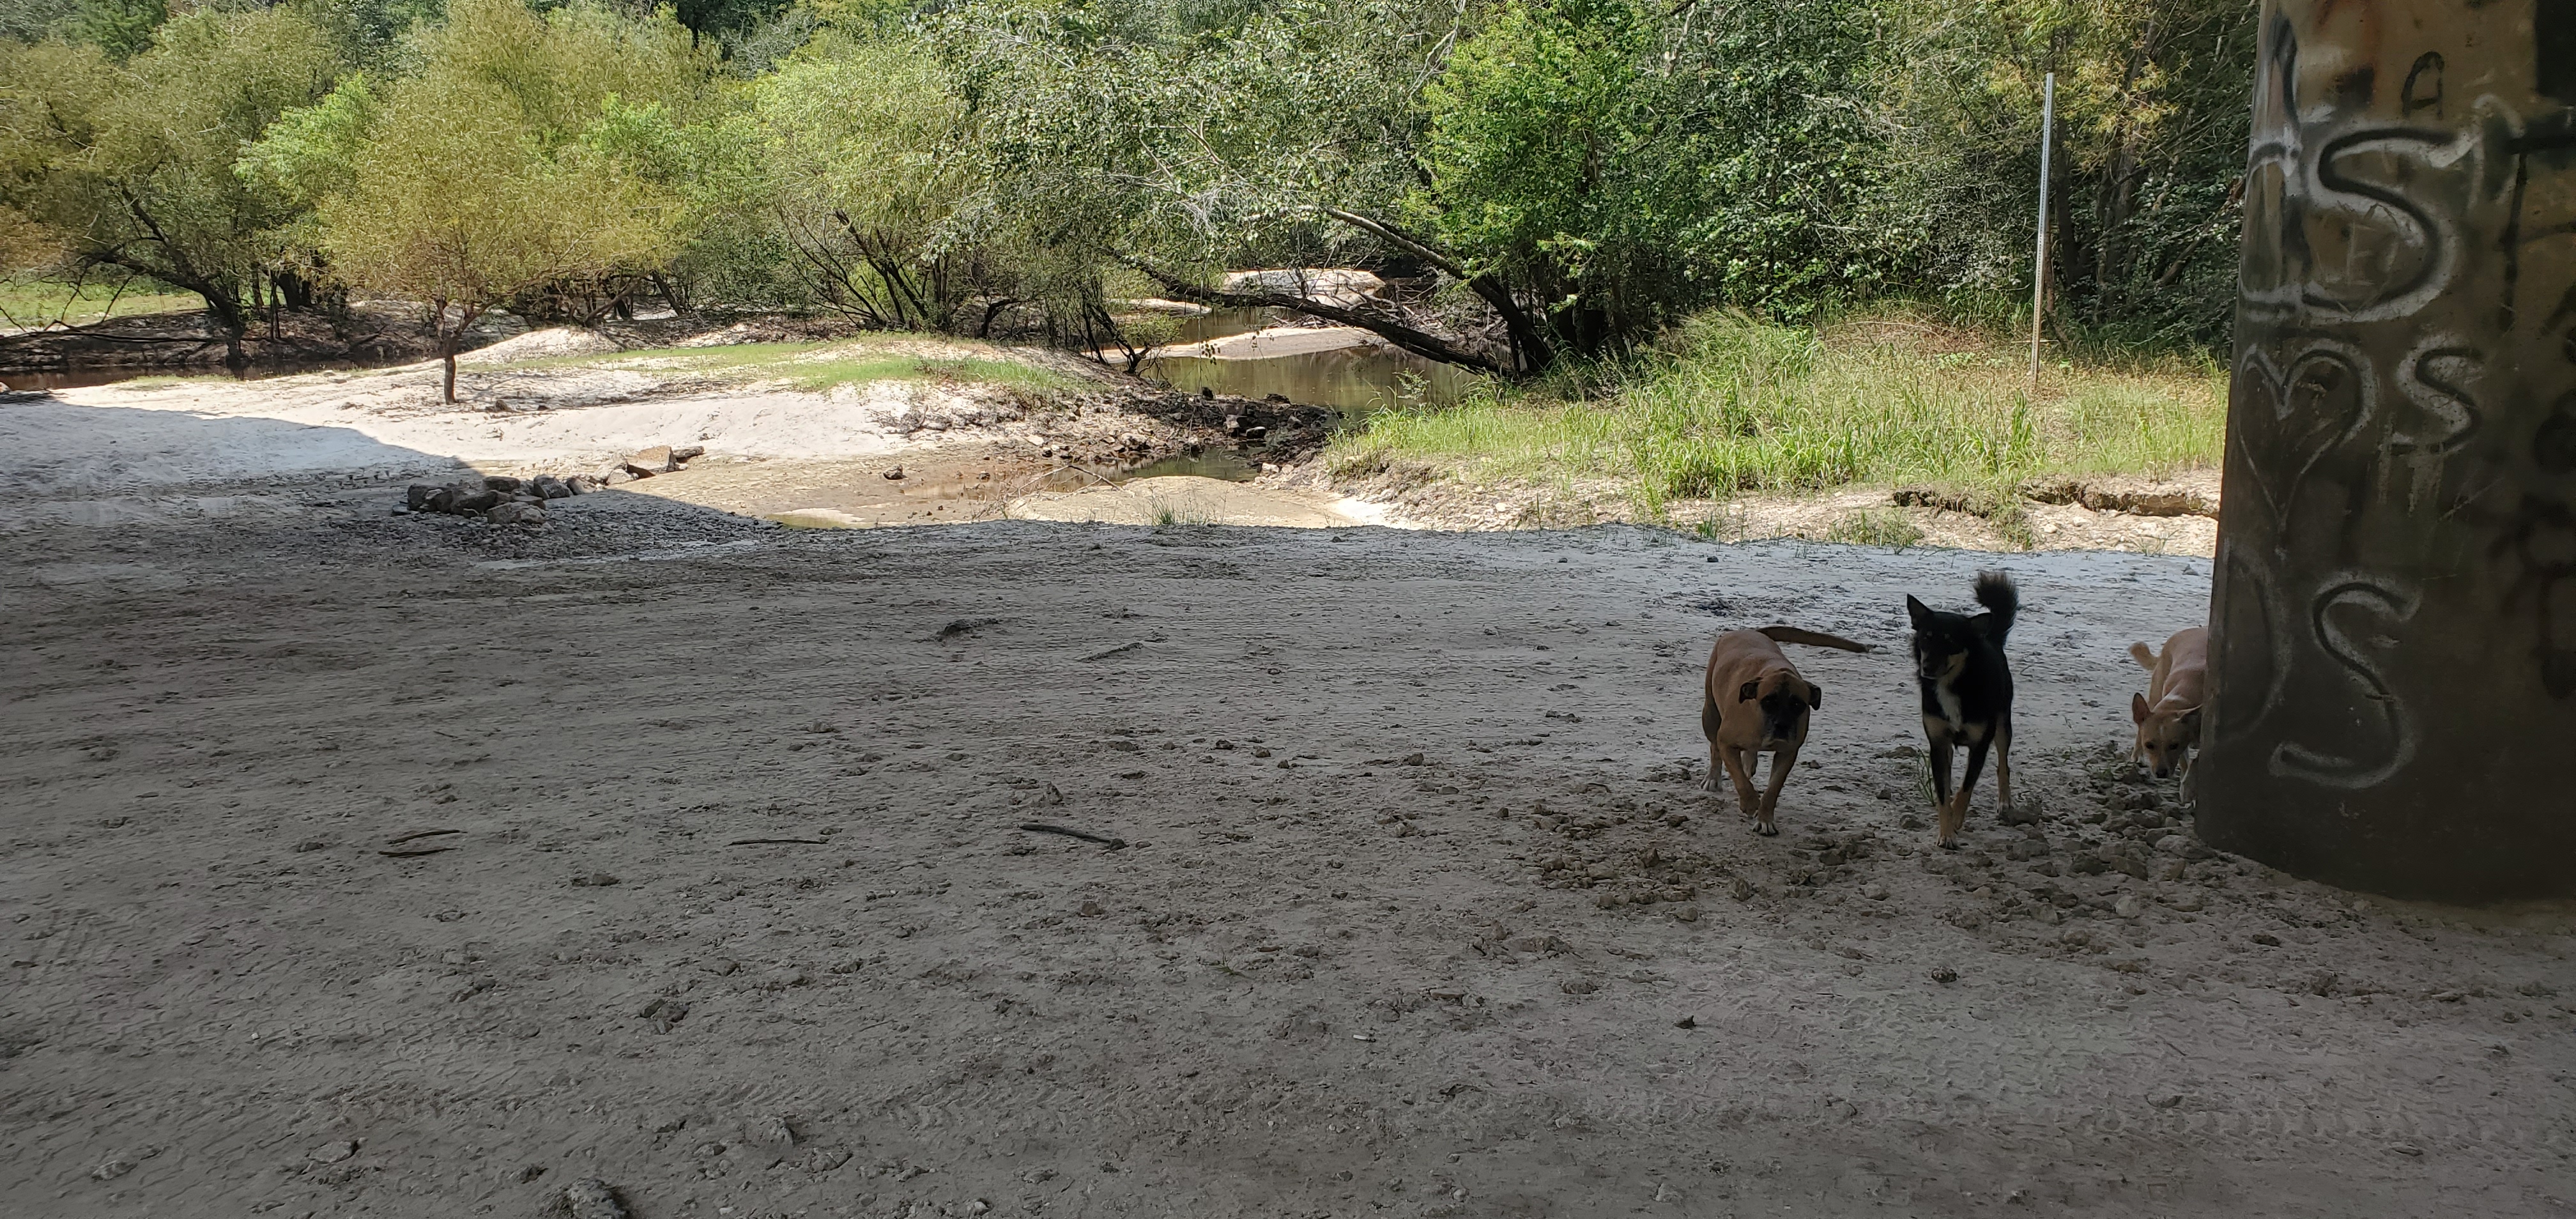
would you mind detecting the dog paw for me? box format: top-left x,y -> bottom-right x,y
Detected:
1754,822 -> 1778,838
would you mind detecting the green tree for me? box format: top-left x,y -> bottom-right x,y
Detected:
309,0 -> 694,399
0,10 -> 341,355
1869,0 -> 2257,348
1415,0 -> 1882,354
751,33 -> 989,330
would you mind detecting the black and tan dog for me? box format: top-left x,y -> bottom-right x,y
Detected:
1905,572 -> 2019,848
1701,625 -> 1874,836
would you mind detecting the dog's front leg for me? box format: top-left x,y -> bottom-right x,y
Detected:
1720,746 -> 1765,833
1941,738 -> 1991,848
1754,744 -> 1797,836
1923,719 -> 1956,809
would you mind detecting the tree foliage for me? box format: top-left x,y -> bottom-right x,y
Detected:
1,0 -> 2260,372
0,8 -> 341,349
306,0 -> 697,396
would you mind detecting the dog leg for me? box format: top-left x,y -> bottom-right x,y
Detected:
1699,695 -> 1723,792
1721,746 -> 1767,834
1924,726 -> 1955,809
1942,739 -> 1991,849
1754,744 -> 1797,837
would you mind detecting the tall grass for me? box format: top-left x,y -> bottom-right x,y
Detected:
0,276 -> 199,329
1345,310 -> 2227,509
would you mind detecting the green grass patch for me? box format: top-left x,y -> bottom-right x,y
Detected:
498,338 -> 1080,395
1343,310 -> 2227,510
0,277 -> 200,328
1824,509 -> 1926,550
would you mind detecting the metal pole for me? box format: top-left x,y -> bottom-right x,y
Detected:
2028,72 -> 2054,388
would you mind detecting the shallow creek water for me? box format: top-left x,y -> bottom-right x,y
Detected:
1135,307 -> 1474,415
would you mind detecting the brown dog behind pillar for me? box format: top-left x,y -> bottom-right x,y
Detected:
1701,625 -> 1874,836
2129,625 -> 2208,785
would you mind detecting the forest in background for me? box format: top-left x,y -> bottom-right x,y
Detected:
1,0 -> 2259,379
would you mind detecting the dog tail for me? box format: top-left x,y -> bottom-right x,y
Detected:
2128,641 -> 2159,670
1757,625 -> 1874,653
1973,571 -> 2019,640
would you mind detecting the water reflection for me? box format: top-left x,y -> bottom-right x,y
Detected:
1137,306 -> 1475,416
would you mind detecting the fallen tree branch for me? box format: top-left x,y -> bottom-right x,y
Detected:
1116,256 -> 1513,378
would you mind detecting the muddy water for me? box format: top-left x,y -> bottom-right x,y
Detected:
1138,307 -> 1475,415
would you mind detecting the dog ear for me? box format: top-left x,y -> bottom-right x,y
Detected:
1905,595 -> 1931,628
1738,680 -> 1760,703
1805,683 -> 1823,710
2181,707 -> 2204,740
2131,692 -> 2150,724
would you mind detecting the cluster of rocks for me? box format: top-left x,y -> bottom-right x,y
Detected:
401,473 -> 592,526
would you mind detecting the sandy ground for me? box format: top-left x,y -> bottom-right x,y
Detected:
4,468 -> 2574,1218
4,329 -> 2568,1216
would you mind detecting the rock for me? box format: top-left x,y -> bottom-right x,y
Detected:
484,476 -> 525,494
450,489 -> 502,513
1669,904 -> 1700,923
1674,1015 -> 1696,1029
1861,884 -> 1890,900
532,475 -> 570,500
670,445 -> 706,463
703,958 -> 739,976
2250,931 -> 2281,946
557,1178 -> 632,1219
883,466 -> 905,480
516,1163 -> 548,1183
758,968 -> 808,990
1999,799 -> 2041,826
2154,834 -> 2193,855
2114,895 -> 2145,918
1929,966 -> 1959,984
91,1157 -> 139,1181
1728,877 -> 1756,901
2005,839 -> 2047,861
624,445 -> 675,477
486,502 -> 546,526
1402,752 -> 1426,765
2164,893 -> 2204,912
563,475 -> 594,494
571,872 -> 620,887
308,1140 -> 358,1164
1078,900 -> 1105,917
1560,978 -> 1598,995
405,484 -> 438,510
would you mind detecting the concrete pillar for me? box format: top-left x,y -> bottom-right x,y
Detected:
2201,0 -> 2576,901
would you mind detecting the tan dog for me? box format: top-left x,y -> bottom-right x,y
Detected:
2129,625 -> 2208,785
1701,625 -> 1873,835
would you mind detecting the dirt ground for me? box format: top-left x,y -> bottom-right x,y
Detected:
5,477 -> 2574,1219
4,341 -> 2570,1218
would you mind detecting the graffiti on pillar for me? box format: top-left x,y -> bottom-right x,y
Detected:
2225,0 -> 2576,818
2266,575 -> 2421,788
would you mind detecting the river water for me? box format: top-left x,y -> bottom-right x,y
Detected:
1135,308 -> 1475,417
